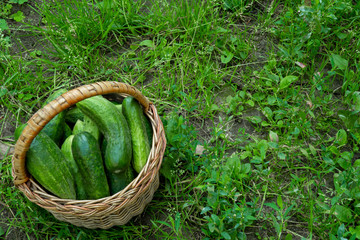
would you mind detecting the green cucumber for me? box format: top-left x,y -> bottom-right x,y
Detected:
107,167 -> 134,195
143,112 -> 153,146
73,117 -> 101,142
26,132 -> 76,199
41,89 -> 68,145
72,132 -> 109,199
77,96 -> 132,173
63,123 -> 72,140
73,120 -> 85,135
122,97 -> 151,173
83,116 -> 101,141
115,104 -> 122,112
65,107 -> 85,124
61,135 -> 87,200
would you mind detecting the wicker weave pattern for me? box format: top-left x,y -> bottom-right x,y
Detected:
11,82 -> 166,228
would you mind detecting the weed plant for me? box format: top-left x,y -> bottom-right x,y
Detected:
1,0 -> 360,239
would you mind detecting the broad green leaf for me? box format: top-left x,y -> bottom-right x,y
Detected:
337,158 -> 351,170
10,11 -> 25,22
221,50 -> 234,64
261,121 -> 270,127
263,107 -> 273,119
333,205 -> 353,223
269,131 -> 279,142
328,145 -> 340,155
335,129 -> 347,146
291,127 -> 300,135
0,87 -> 7,98
330,54 -> 348,70
246,99 -> 254,107
251,156 -> 262,164
247,116 -> 262,124
201,207 -> 212,214
337,224 -> 346,238
264,202 -> 280,212
240,151 -> 252,160
258,140 -> 268,160
309,144 -> 317,155
349,226 -> 360,239
285,233 -> 293,240
139,40 -> 155,49
208,223 -> 216,233
210,104 -> 219,112
0,19 -> 9,30
267,95 -> 276,105
279,75 -> 298,89
242,163 -> 251,174
221,232 -> 231,240
0,226 -> 4,236
278,152 -> 286,160
211,214 -> 220,225
336,33 -> 347,39
354,159 -> 360,168
316,200 -> 330,210
300,148 -> 309,158
354,93 -> 360,111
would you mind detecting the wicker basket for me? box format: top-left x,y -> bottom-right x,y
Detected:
11,81 -> 166,229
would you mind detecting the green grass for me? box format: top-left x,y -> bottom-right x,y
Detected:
1,0 -> 360,239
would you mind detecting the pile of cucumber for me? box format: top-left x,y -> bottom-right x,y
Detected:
14,90 -> 152,200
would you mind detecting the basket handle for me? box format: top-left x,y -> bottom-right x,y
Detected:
12,81 -> 150,185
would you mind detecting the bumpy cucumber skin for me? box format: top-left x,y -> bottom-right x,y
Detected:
61,135 -> 87,200
77,96 -> 132,173
63,123 -> 72,140
41,111 -> 65,146
65,107 -> 85,124
73,118 -> 101,142
107,167 -> 134,195
26,132 -> 76,199
72,119 -> 85,135
122,97 -> 151,173
41,89 -> 68,145
142,112 -> 153,147
72,132 -> 109,199
115,104 -> 122,112
83,116 -> 101,141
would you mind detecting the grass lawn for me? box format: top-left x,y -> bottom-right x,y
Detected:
1,0 -> 360,239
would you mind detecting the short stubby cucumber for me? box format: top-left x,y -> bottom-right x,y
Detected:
15,123 -> 76,199
26,132 -> 76,199
122,97 -> 151,173
77,96 -> 132,173
72,132 -> 109,199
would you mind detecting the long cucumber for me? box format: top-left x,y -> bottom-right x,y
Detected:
122,97 -> 151,173
77,96 -> 132,173
72,132 -> 109,199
